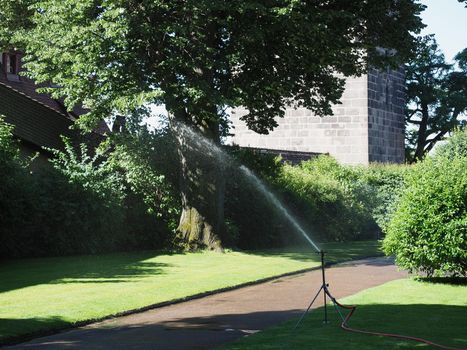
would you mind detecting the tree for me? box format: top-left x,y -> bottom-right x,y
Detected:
0,0 -> 424,249
405,35 -> 467,162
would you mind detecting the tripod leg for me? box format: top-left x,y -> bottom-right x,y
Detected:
323,286 -> 328,323
293,285 -> 324,330
324,286 -> 346,323
320,250 -> 328,324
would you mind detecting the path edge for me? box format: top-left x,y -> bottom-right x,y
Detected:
0,253 -> 385,347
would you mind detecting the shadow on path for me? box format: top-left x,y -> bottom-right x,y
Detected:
3,304 -> 465,350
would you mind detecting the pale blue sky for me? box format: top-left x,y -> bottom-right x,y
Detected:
420,0 -> 467,62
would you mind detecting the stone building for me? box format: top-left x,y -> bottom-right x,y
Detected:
229,68 -> 405,165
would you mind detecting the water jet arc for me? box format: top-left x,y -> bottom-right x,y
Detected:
239,165 -> 320,253
175,121 -> 321,253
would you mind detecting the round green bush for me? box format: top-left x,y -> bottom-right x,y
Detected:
383,154 -> 466,276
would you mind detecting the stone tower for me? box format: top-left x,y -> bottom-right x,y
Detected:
229,68 -> 405,165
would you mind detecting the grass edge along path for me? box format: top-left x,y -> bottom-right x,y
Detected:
0,241 -> 380,344
218,278 -> 467,350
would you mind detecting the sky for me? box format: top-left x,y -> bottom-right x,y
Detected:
420,0 -> 467,62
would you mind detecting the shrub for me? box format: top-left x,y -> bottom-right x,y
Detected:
0,121 -> 179,258
276,159 -> 377,242
40,139 -> 128,255
356,163 -> 409,233
435,128 -> 467,159
1,114 -> 410,256
383,152 -> 467,276
225,152 -> 404,247
225,147 -> 288,248
108,129 -> 180,231
0,117 -> 39,257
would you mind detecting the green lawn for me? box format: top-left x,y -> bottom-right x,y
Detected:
0,241 -> 379,343
219,279 -> 467,350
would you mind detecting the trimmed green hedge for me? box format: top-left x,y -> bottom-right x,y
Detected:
0,118 -> 177,258
226,149 -> 408,247
2,114 -> 417,257
383,133 -> 467,276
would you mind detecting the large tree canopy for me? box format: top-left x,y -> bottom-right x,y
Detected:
1,1 -> 424,132
405,35 -> 467,162
0,0 -> 425,249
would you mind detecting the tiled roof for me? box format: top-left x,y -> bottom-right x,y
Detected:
0,69 -> 68,116
0,81 -> 74,150
0,52 -> 110,149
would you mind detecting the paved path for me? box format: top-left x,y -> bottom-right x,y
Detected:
4,257 -> 407,350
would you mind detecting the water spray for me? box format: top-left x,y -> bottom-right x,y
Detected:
175,122 -> 464,350
239,165 -> 320,252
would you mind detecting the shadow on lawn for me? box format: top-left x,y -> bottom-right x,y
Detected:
0,252 -> 171,293
246,241 -> 381,263
2,304 -> 465,349
0,316 -> 69,346
417,277 -> 467,286
180,304 -> 466,350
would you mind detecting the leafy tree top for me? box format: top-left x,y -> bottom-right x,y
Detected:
1,0 -> 424,134
405,35 -> 467,162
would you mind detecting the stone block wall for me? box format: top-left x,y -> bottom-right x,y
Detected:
228,69 -> 405,165
367,68 -> 405,163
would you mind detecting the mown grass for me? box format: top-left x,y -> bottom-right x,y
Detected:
219,278 -> 467,350
0,240 -> 380,343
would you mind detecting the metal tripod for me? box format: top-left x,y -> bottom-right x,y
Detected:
294,250 -> 344,329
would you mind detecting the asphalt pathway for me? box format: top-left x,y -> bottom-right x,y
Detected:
4,257 -> 407,350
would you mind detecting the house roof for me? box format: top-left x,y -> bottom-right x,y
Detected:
0,52 -> 110,150
0,72 -> 69,116
0,81 -> 74,150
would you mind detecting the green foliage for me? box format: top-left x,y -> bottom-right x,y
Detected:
225,152 -> 407,246
1,115 -> 408,256
225,148 -> 287,248
40,138 -> 128,255
227,146 -> 282,179
352,163 -> 409,232
0,121 -> 178,258
435,128 -> 467,159
274,156 -> 408,242
49,139 -> 126,205
0,117 -> 39,257
383,147 -> 467,276
276,157 -> 376,242
1,0 -> 425,247
0,0 -> 424,132
0,116 -> 20,161
108,128 -> 180,233
405,35 -> 467,162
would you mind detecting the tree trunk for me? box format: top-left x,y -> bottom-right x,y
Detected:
414,103 -> 429,161
167,102 -> 226,251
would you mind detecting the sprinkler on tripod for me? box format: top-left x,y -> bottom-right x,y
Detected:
294,250 -> 340,328
293,251 -> 464,350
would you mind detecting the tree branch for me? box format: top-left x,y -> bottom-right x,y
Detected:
406,108 -> 422,121
424,131 -> 448,154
